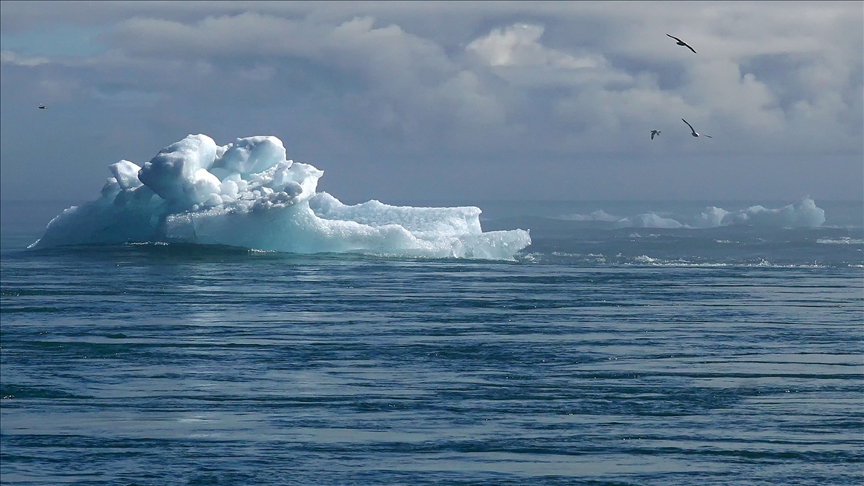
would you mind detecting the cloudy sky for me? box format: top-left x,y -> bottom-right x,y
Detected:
1,1 -> 861,204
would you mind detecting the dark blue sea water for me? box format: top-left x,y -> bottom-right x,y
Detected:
2,199 -> 863,485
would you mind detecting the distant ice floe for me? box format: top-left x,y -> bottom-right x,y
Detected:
816,237 -> 864,245
558,197 -> 826,229
30,134 -> 531,259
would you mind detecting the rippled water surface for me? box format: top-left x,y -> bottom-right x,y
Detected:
2,200 -> 862,485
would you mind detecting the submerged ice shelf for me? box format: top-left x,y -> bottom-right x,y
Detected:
30,134 -> 531,260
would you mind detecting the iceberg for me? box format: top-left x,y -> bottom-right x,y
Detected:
712,197 -> 826,228
556,198 -> 825,230
29,134 -> 531,260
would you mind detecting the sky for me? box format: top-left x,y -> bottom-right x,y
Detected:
1,1 -> 862,205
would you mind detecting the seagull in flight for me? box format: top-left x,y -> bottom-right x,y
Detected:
666,34 -> 697,54
38,104 -> 46,109
682,119 -> 711,138
650,130 -> 661,140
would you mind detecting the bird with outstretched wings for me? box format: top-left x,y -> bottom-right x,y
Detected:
682,119 -> 711,138
667,34 -> 697,54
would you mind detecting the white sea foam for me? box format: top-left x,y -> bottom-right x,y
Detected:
634,255 -> 658,263
816,237 -> 864,245
622,255 -> 828,269
30,134 -> 531,259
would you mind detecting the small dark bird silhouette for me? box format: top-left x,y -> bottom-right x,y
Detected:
666,34 -> 697,54
650,130 -> 661,140
38,104 -> 46,109
682,118 -> 711,138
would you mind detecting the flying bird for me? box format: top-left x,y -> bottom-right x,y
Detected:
682,119 -> 711,138
666,34 -> 697,54
650,130 -> 661,140
38,104 -> 46,109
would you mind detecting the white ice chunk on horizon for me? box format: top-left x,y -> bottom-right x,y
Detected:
622,213 -> 683,229
715,197 -> 826,228
29,134 -> 531,260
691,206 -> 729,228
561,209 -> 621,223
557,197 -> 825,229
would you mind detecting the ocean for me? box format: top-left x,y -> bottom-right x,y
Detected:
1,198 -> 862,485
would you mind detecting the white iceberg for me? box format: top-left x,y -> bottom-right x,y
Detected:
556,198 -> 825,230
30,134 -> 531,260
